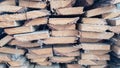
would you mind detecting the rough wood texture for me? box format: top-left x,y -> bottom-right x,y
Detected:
56,7 -> 84,15
109,26 -> 120,33
86,5 -> 116,17
0,54 -> 11,62
14,31 -> 49,41
112,45 -> 120,55
80,38 -> 101,43
108,18 -> 120,26
49,17 -> 79,25
89,65 -> 107,68
5,26 -> 35,35
44,37 -> 77,44
0,36 -> 13,47
0,0 -> 16,5
84,50 -> 110,55
51,30 -> 78,37
67,64 -> 82,68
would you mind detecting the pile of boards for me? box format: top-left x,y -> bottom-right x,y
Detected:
0,0 -> 120,68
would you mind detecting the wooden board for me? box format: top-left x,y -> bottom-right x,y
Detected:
86,5 -> 116,17
5,26 -> 35,35
14,31 -> 49,41
0,35 -> 13,47
55,7 -> 84,15
51,30 -> 78,37
0,0 -> 16,5
79,24 -> 109,32
0,54 -> 11,62
31,57 -> 48,62
108,18 -> 120,26
67,64 -> 82,68
109,25 -> 120,33
84,50 -> 110,55
89,65 -> 107,68
44,37 -> 77,44
80,38 -> 102,43
112,45 -> 120,55
49,17 -> 79,25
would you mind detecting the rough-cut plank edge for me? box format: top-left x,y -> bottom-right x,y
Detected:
50,57 -> 76,63
25,17 -> 48,26
48,24 -> 76,30
109,26 -> 120,33
30,57 -> 48,62
84,50 -> 110,55
0,35 -> 13,47
0,21 -> 19,28
49,17 -> 79,25
55,7 -> 84,15
4,26 -> 35,35
43,37 -> 77,44
14,31 -> 50,41
86,5 -> 116,17
51,30 -> 78,37
79,38 -> 102,43
0,54 -> 11,62
82,18 -> 107,25
0,10 -> 50,21
0,47 -> 25,55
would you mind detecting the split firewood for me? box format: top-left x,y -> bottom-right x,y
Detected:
37,61 -> 52,66
30,57 -> 48,63
14,31 -> 49,41
89,65 -> 107,68
0,54 -> 11,62
109,26 -> 120,33
55,7 -> 84,15
51,30 -> 78,37
112,45 -> 120,55
86,5 -> 116,17
80,38 -> 102,43
0,0 -> 16,5
0,35 -> 13,47
108,17 -> 120,26
44,37 -> 77,44
4,26 -> 35,35
49,17 -> 79,25
84,50 -> 110,55
27,53 -> 49,59
67,64 -> 82,68
111,38 -> 120,46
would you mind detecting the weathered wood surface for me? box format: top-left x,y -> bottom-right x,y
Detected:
67,64 -> 82,68
109,25 -> 120,33
108,18 -> 120,26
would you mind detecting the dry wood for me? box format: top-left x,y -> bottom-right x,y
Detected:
79,60 -> 107,65
80,38 -> 101,43
89,65 -> 107,68
82,18 -> 107,25
50,57 -> 75,63
5,26 -> 35,35
86,0 -> 94,5
79,24 -> 109,32
109,26 -> 120,33
0,54 -> 11,62
0,21 -> 19,28
67,64 -> 82,68
44,37 -> 77,44
80,32 -> 114,40
0,47 -> 25,55
112,45 -> 120,55
19,1 -> 47,9
111,38 -> 120,46
86,5 -> 116,17
31,57 -> 48,62
49,17 -> 79,25
37,61 -> 52,66
25,18 -> 48,26
0,35 -> 13,47
0,0 -> 16,5
55,7 -> 84,15
49,24 -> 76,30
84,50 -> 110,55
108,18 -> 120,26
14,31 -> 49,41
51,30 -> 78,37
8,61 -> 24,67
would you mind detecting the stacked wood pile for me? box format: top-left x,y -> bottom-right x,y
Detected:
0,0 -> 119,68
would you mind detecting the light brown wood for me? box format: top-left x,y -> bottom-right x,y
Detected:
84,50 -> 110,55
56,7 -> 84,15
0,36 -> 13,47
89,65 -> 107,68
82,18 -> 107,25
109,25 -> 120,33
112,45 -> 120,55
108,18 -> 120,26
80,32 -> 114,40
37,61 -> 52,66
86,0 -> 94,5
14,31 -> 49,41
0,54 -> 11,62
49,24 -> 76,30
51,30 -> 78,37
25,18 -> 48,26
0,0 -> 16,5
86,5 -> 116,17
19,1 -> 47,9
67,64 -> 82,68
31,57 -> 48,62
80,38 -> 101,43
79,24 -> 109,32
5,26 -> 35,35
49,17 -> 79,25
44,37 -> 77,44
0,47 -> 25,55
50,57 -> 75,63
0,21 -> 19,28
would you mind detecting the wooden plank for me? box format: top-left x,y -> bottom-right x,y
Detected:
50,57 -> 75,63
67,64 -> 82,68
0,21 -> 19,28
0,0 -> 16,5
44,37 -> 77,44
25,18 -> 48,26
0,35 -> 13,47
79,24 -> 109,32
112,45 -> 120,55
19,1 -> 47,9
51,30 -> 78,37
0,47 -> 25,55
82,18 -> 107,25
0,54 -> 11,62
35,64 -> 60,68
31,57 -> 48,62
80,43 -> 110,50
108,17 -> 120,26
49,17 -> 79,25
79,60 -> 107,65
29,48 -> 53,57
55,7 -> 84,15
80,38 -> 102,43
49,24 -> 76,30
109,25 -> 120,33
84,50 -> 110,55
81,54 -> 110,60
14,31 -> 49,41
37,61 -> 52,66
86,5 -> 116,17
5,26 -> 35,35
0,10 -> 49,21
89,65 -> 107,68
80,32 -> 114,40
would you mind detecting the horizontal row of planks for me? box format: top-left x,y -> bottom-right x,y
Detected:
0,0 -> 120,68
